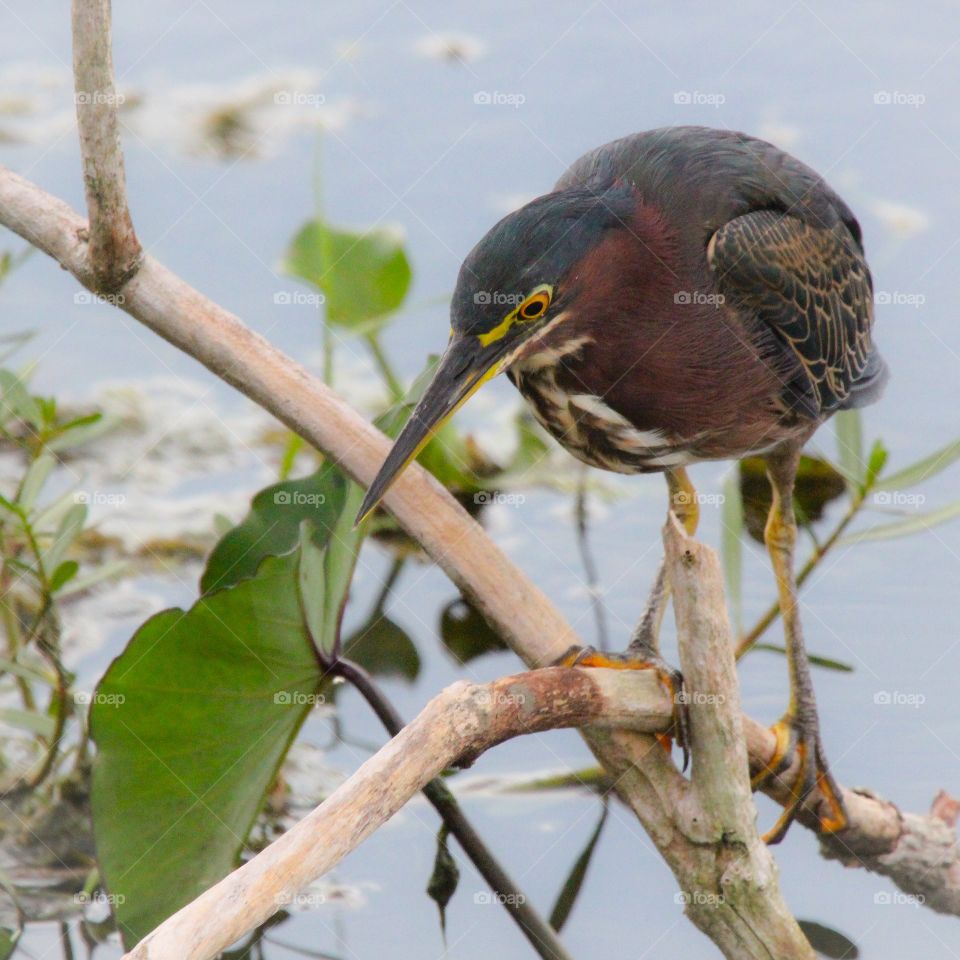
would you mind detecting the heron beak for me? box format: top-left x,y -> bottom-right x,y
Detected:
355,334 -> 506,524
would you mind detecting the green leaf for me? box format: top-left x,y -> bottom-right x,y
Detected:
317,482 -> 366,657
0,928 -> 18,960
0,706 -> 56,737
47,411 -> 120,453
342,612 -> 420,681
16,452 -> 56,512
863,439 -> 888,489
57,559 -> 127,597
720,468 -> 743,632
0,370 -> 42,430
752,643 -> 854,672
833,409 -> 864,488
0,655 -> 54,686
91,550 -> 323,947
841,500 -> 960,545
874,438 -> 960,492
281,219 -> 412,333
797,919 -> 859,958
426,825 -> 459,938
201,464 -> 347,594
41,502 -> 86,576
439,597 -> 507,664
549,803 -> 608,932
49,560 -> 79,593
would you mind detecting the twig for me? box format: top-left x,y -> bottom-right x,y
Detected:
70,0 -> 141,289
334,657 -> 574,960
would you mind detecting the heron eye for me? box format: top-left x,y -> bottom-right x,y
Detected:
519,292 -> 550,320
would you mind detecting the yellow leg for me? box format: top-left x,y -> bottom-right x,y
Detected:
751,446 -> 847,843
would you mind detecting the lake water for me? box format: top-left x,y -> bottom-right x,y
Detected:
2,0 -> 959,957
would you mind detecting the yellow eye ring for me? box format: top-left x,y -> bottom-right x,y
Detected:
518,291 -> 550,320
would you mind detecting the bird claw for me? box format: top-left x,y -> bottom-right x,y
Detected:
751,715 -> 847,844
552,644 -> 690,772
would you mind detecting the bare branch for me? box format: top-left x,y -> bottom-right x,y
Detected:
71,0 -> 141,289
120,668 -> 671,960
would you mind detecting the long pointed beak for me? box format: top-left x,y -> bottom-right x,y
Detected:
356,335 -> 506,524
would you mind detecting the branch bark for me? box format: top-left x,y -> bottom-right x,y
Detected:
71,0 -> 141,289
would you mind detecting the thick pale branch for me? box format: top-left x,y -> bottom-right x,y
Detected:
120,668 -> 671,960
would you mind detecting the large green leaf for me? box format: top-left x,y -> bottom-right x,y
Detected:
281,219 -> 412,332
91,551 -> 323,947
201,464 -> 346,593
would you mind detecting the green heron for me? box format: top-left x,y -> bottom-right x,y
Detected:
357,126 -> 886,843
